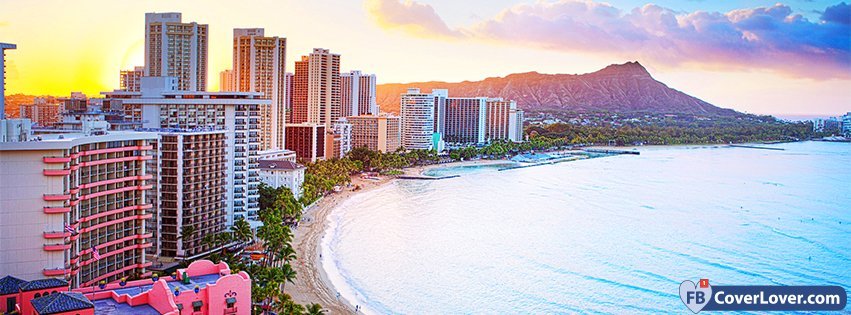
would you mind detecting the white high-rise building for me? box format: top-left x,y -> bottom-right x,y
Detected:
232,28 -> 287,150
340,71 -> 377,117
144,12 -> 208,91
400,88 -> 438,150
486,98 -> 524,142
843,112 -> 851,136
1,42 -> 16,119
104,77 -> 269,225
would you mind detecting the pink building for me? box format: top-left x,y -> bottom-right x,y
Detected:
2,260 -> 251,315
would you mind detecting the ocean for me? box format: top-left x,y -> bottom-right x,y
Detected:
321,141 -> 851,313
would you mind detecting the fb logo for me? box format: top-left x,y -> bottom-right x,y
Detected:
680,279 -> 712,313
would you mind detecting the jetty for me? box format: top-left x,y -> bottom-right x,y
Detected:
729,144 -> 785,151
582,148 -> 640,155
499,156 -> 585,171
397,175 -> 460,180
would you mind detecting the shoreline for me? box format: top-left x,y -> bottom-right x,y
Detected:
286,158 -> 512,313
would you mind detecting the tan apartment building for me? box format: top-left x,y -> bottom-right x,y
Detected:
144,12 -> 208,91
348,114 -> 401,153
232,28 -> 287,151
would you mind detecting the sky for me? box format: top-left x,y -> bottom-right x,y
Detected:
0,0 -> 849,116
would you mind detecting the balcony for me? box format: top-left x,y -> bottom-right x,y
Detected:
43,169 -> 71,176
43,194 -> 71,201
44,206 -> 71,214
43,156 -> 71,163
43,244 -> 71,251
43,268 -> 68,277
44,231 -> 72,239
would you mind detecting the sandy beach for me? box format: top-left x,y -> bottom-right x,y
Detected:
286,159 -> 510,313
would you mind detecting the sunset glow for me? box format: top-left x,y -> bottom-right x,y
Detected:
0,0 -> 848,115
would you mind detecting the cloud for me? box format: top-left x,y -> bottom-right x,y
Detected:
364,0 -> 463,39
365,0 -> 851,79
821,2 -> 850,24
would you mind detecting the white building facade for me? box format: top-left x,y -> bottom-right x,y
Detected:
104,77 -> 269,225
258,160 -> 305,199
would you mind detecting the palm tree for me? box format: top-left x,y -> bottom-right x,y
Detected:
304,303 -> 324,315
232,217 -> 254,246
279,263 -> 297,293
178,225 -> 197,260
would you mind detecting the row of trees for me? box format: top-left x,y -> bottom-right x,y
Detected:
527,120 -> 813,146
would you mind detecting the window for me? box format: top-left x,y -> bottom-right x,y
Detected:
192,301 -> 203,312
226,297 -> 236,309
7,297 -> 16,313
34,293 -> 41,298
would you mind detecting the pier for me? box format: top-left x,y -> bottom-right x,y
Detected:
729,144 -> 785,151
582,148 -> 641,155
397,175 -> 460,180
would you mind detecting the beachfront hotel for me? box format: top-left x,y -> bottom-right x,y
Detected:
149,129 -> 228,261
444,97 -> 488,145
340,70 -> 378,117
401,88 -> 523,150
0,122 -> 158,288
400,88 -> 442,150
232,28 -> 287,151
119,66 -> 145,92
347,114 -> 402,153
485,98 -> 524,143
103,76 -> 268,226
144,12 -> 208,92
1,260 -> 251,314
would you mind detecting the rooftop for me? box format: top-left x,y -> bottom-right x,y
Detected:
93,299 -> 159,315
259,159 -> 304,170
31,292 -> 93,315
20,278 -> 68,292
0,275 -> 27,295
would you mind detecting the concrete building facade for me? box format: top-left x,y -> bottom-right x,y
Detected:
348,114 -> 401,153
400,88 -> 440,150
119,66 -> 144,92
285,123 -> 325,163
340,71 -> 378,117
1,42 -> 16,119
152,129 -> 227,260
258,160 -> 305,200
290,49 -> 340,126
144,13 -> 208,91
232,28 -> 287,150
0,128 -> 158,288
104,77 -> 268,225
444,97 -> 487,145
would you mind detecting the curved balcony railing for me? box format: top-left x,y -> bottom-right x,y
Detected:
43,194 -> 71,201
43,169 -> 72,176
43,156 -> 72,163
43,244 -> 71,251
43,231 -> 72,239
43,206 -> 71,214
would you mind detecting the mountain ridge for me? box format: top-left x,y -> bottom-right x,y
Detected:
376,61 -> 738,117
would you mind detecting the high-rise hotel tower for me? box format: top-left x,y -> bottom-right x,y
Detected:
232,28 -> 287,150
144,12 -> 208,91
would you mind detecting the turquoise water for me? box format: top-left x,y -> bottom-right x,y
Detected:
321,142 -> 851,313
